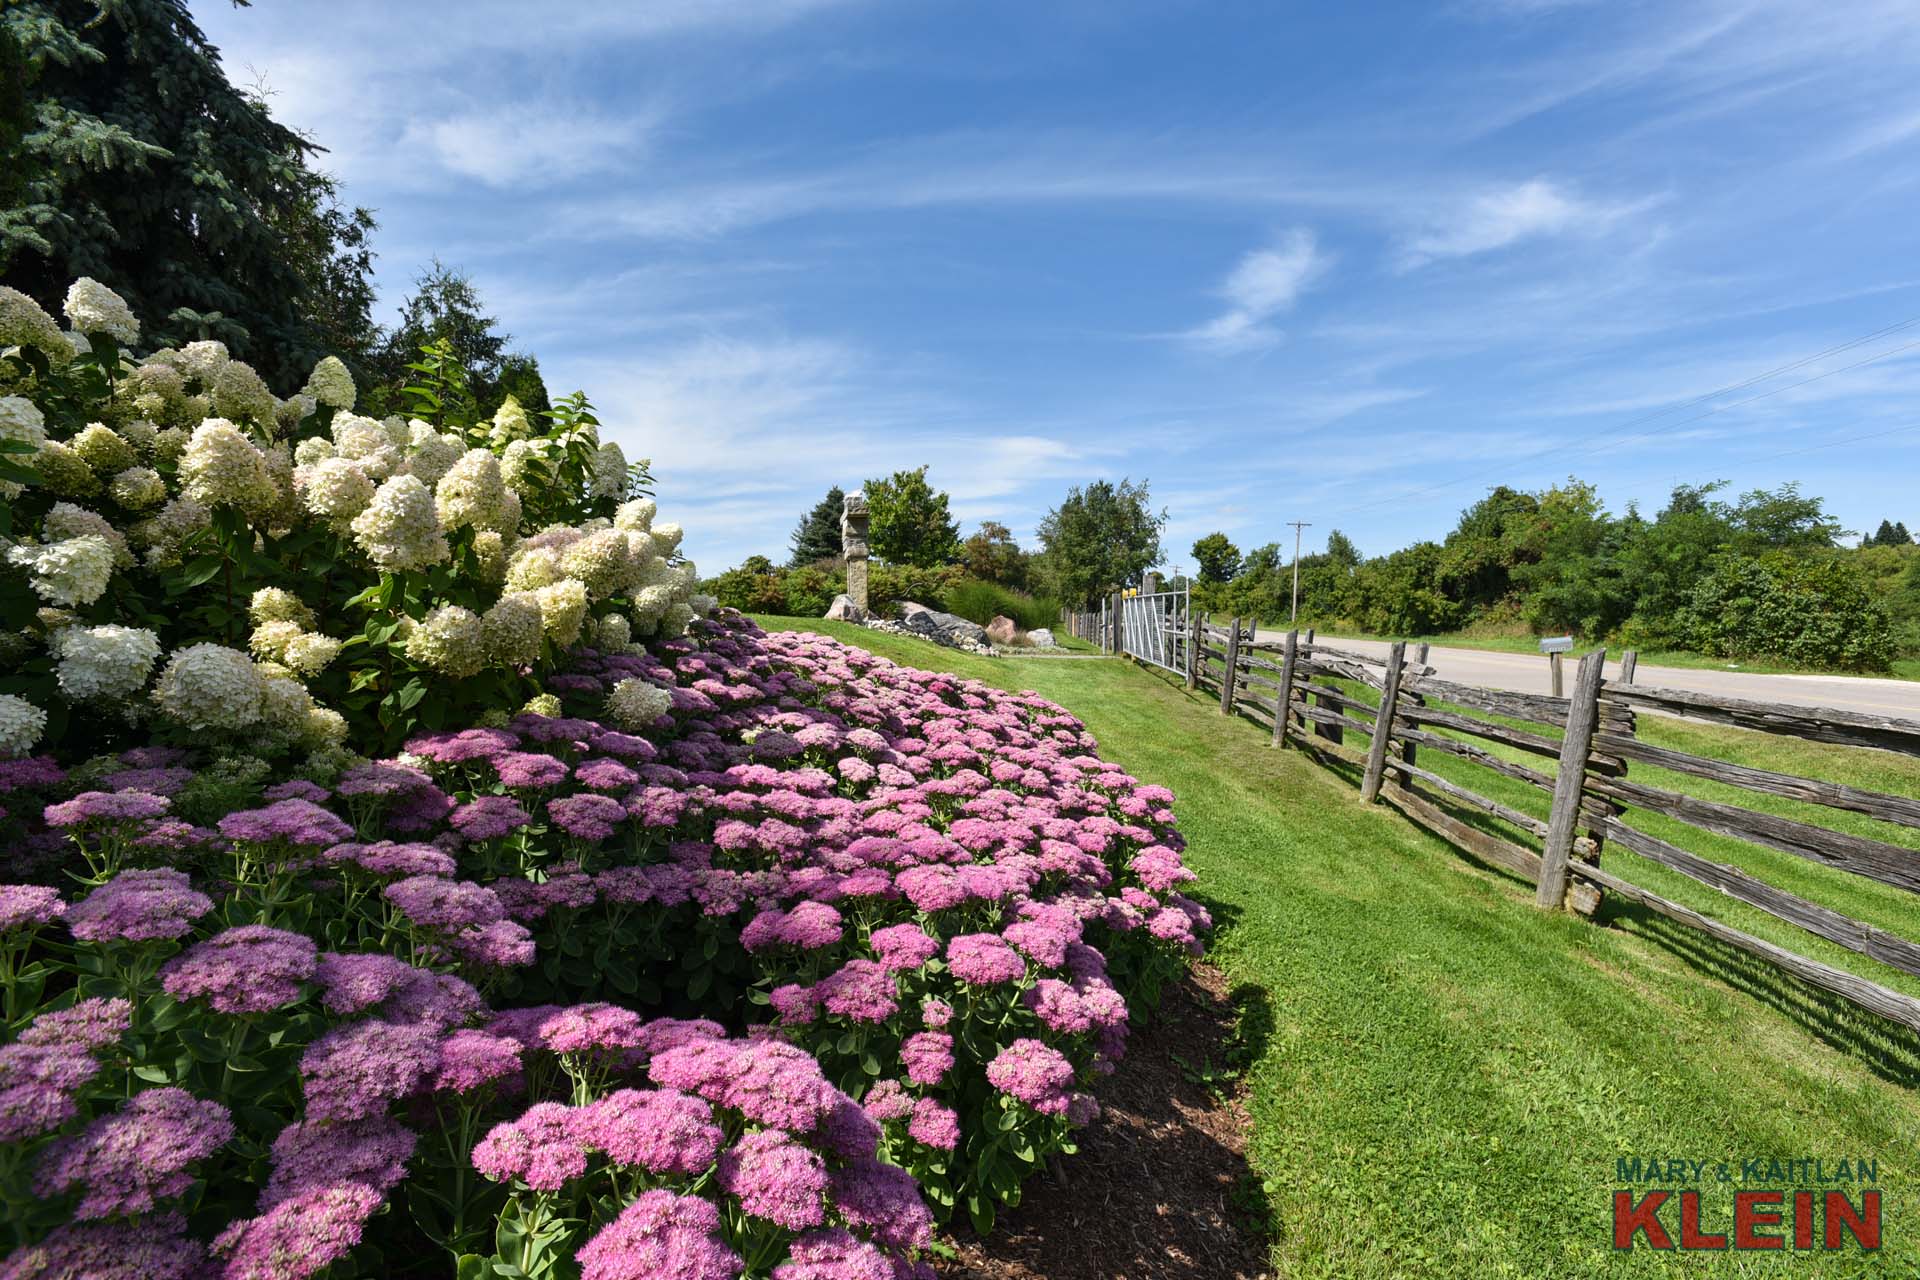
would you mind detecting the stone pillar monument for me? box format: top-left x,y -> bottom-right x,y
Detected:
842,490 -> 871,614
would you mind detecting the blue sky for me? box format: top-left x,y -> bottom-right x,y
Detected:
193,0 -> 1920,575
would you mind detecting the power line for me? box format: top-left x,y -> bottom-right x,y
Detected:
1328,315 -> 1920,518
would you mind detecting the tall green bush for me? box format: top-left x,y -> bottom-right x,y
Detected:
1673,551 -> 1895,671
943,579 -> 1062,632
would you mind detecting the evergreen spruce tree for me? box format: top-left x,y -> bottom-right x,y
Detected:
789,486 -> 846,566
0,0 -> 377,385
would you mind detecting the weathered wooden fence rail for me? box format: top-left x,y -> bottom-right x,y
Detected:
1175,619 -> 1920,1034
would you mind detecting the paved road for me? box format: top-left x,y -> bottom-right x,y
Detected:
1249,632 -> 1920,722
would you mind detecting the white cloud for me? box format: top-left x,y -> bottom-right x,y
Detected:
1400,178 -> 1640,265
399,104 -> 661,186
1186,230 -> 1329,353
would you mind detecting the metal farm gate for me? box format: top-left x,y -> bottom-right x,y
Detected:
1117,587 -> 1191,677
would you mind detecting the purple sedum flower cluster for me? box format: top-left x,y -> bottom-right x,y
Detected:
0,610 -> 1202,1276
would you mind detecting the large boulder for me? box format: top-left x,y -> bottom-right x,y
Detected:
985,615 -> 1018,646
1027,627 -> 1056,648
823,594 -> 866,622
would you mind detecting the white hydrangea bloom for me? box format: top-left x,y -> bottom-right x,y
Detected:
490,394 -> 532,445
0,397 -> 46,499
303,355 -> 356,410
651,521 -> 684,555
116,418 -> 157,454
349,474 -> 448,572
45,503 -> 132,568
405,425 -> 465,488
481,593 -> 544,665
534,577 -> 589,646
275,394 -> 317,432
249,587 -> 315,628
53,624 -> 161,700
9,535 -> 114,606
589,441 -> 627,500
689,594 -> 718,617
613,497 -> 655,533
302,706 -> 349,749
434,448 -> 508,531
0,694 -> 47,758
180,419 -> 276,512
499,439 -> 543,495
631,583 -> 674,622
179,340 -> 230,382
607,678 -> 672,730
332,414 -> 402,479
152,643 -> 266,731
152,427 -> 190,464
406,604 -> 487,677
505,544 -> 563,592
472,530 -> 510,584
520,693 -> 563,718
293,437 -> 335,467
108,468 -> 167,514
0,396 -> 47,450
61,278 -> 139,344
259,673 -> 316,734
249,620 -> 305,663
620,530 -> 657,564
561,527 -> 639,598
71,423 -> 136,472
0,287 -> 72,366
662,601 -> 697,637
211,361 -> 277,426
299,457 -> 376,528
282,632 -> 342,676
595,613 -> 631,651
32,441 -> 98,498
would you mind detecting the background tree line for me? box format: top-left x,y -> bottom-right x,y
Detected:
1188,479 -> 1917,671
707,468 -> 1168,626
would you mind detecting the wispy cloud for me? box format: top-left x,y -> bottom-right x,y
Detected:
1399,178 -> 1649,266
1184,231 -> 1329,352
399,103 -> 664,186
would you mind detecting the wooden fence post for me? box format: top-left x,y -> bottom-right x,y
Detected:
1219,618 -> 1242,715
1550,650 -> 1564,698
1271,629 -> 1299,748
1400,643 -> 1428,781
1185,612 -> 1200,690
1535,648 -> 1607,910
1312,627 -> 1343,746
1360,641 -> 1407,802
1620,650 -> 1638,684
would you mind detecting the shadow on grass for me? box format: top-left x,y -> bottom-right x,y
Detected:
1600,902 -> 1920,1088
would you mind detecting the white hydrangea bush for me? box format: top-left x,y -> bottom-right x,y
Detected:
0,279 -> 708,761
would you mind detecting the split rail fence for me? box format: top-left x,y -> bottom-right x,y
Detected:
1165,615 -> 1920,1035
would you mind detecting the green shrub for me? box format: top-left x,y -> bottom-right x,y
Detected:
1674,551 -> 1896,671
945,578 -> 1062,631
870,562 -> 963,615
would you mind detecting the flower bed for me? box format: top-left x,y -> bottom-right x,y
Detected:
0,278 -> 1203,1277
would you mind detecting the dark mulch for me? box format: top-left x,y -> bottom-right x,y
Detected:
937,965 -> 1273,1280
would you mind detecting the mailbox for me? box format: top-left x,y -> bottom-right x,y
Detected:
1539,636 -> 1574,654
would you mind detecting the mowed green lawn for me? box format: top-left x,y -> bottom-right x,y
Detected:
758,616 -> 1920,1278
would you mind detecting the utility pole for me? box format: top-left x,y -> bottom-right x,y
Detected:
1287,521 -> 1312,624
